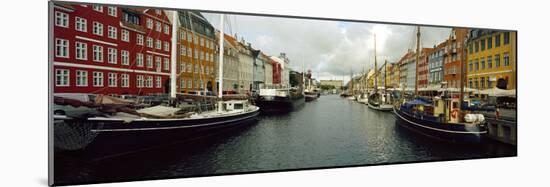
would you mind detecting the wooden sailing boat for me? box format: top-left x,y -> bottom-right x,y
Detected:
367,34 -> 392,111
392,26 -> 487,143
53,13 -> 260,158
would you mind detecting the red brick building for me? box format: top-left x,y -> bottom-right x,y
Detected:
271,58 -> 282,84
417,48 -> 433,88
52,3 -> 172,95
443,28 -> 468,89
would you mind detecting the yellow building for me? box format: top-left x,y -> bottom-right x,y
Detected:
176,11 -> 217,94
467,30 -> 516,90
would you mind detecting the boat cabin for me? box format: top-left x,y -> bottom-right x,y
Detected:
223,100 -> 248,112
432,97 -> 463,123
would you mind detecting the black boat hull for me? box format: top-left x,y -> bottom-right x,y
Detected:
55,109 -> 260,160
393,107 -> 486,143
255,95 -> 304,113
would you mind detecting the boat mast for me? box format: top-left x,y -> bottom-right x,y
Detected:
170,11 -> 179,98
374,34 -> 378,93
217,14 -> 225,112
384,59 -> 387,90
459,31 -> 467,117
415,26 -> 420,96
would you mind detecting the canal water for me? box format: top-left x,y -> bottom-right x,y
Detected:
54,94 -> 516,185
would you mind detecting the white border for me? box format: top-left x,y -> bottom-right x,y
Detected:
2,0 -> 548,187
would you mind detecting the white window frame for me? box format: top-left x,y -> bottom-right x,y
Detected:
156,39 -> 161,49
155,56 -> 162,72
93,5 -> 103,12
55,38 -> 69,58
93,71 -> 104,87
164,25 -> 169,34
76,70 -> 88,87
108,72 -> 118,87
156,76 -> 162,88
93,22 -> 103,36
108,48 -> 117,64
164,41 -> 169,52
55,69 -> 70,87
155,21 -> 161,32
75,17 -> 87,32
55,11 -> 69,28
146,76 -> 153,88
146,18 -> 153,29
108,6 -> 117,17
136,34 -> 143,45
147,55 -> 153,68
107,26 -> 117,39
93,45 -> 103,62
146,37 -> 153,48
121,29 -> 129,42
180,46 -> 186,56
75,42 -> 87,60
163,58 -> 169,71
121,50 -> 129,65
121,74 -> 129,88
136,53 -> 144,67
137,75 -> 144,88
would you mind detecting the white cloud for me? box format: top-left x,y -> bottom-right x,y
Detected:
203,13 -> 451,83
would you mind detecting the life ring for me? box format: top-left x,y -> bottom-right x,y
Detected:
451,109 -> 459,118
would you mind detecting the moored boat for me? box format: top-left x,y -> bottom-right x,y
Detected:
393,98 -> 487,143
255,84 -> 304,113
393,26 -> 487,143
54,99 -> 259,159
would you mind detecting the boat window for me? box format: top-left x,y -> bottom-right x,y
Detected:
234,103 -> 244,109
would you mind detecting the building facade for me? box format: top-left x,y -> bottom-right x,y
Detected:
53,3 -> 172,95
215,33 -> 241,93
467,30 -> 516,90
261,53 -> 273,85
428,41 -> 446,87
252,48 -> 265,91
320,80 -> 343,90
236,39 -> 254,93
176,10 -> 216,94
443,28 -> 468,89
417,48 -> 433,89
397,51 -> 415,90
271,58 -> 282,84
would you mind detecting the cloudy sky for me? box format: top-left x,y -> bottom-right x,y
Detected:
202,12 -> 451,83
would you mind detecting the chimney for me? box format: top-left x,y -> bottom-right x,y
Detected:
247,42 -> 251,48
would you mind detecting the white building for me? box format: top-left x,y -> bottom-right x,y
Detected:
215,32 -> 242,93
237,39 -> 254,93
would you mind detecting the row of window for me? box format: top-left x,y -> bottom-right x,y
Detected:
179,78 -> 208,89
55,38 -> 170,71
89,5 -> 170,35
91,5 -> 118,17
146,17 -> 171,35
179,62 -> 214,75
468,53 -> 510,72
468,77 -> 503,90
468,32 -> 511,54
179,46 -> 215,62
55,11 -> 170,52
179,30 -> 215,49
55,69 -> 163,88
